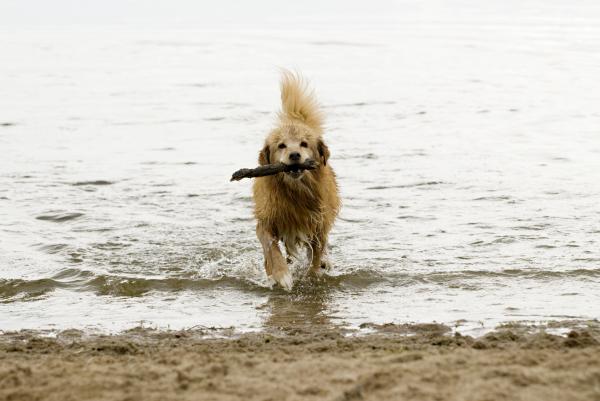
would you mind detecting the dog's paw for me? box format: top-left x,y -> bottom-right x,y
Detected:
320,260 -> 332,272
309,261 -> 330,277
310,266 -> 325,277
266,275 -> 277,288
272,270 -> 293,291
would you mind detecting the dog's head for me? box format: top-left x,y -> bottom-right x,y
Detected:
259,123 -> 329,180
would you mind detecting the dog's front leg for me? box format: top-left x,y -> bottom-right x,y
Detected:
308,233 -> 328,276
256,224 -> 293,291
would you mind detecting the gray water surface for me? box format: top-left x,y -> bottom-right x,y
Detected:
2,2 -> 600,334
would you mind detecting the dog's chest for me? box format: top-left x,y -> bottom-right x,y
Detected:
272,195 -> 322,247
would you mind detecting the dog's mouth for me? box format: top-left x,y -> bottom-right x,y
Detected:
285,164 -> 304,179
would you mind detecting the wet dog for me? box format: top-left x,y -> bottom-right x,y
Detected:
253,71 -> 340,290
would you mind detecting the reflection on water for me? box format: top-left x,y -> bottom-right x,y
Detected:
2,3 -> 600,333
260,281 -> 336,334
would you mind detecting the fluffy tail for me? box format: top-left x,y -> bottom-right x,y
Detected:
279,70 -> 324,131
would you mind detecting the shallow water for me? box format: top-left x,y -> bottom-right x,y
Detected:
2,1 -> 600,334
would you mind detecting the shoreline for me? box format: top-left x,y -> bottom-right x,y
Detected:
2,322 -> 599,401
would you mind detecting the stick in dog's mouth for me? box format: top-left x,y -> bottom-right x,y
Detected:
230,159 -> 318,181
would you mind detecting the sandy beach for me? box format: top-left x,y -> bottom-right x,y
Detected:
2,323 -> 600,401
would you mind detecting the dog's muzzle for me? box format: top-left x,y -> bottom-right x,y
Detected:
285,163 -> 303,179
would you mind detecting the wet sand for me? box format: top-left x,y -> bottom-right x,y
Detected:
2,323 -> 599,401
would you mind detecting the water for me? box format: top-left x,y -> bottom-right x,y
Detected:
2,1 -> 600,334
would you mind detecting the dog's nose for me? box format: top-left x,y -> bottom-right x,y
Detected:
289,152 -> 301,162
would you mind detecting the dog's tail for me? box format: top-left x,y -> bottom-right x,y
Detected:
279,70 -> 324,132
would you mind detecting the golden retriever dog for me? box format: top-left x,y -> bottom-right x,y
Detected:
253,71 -> 340,290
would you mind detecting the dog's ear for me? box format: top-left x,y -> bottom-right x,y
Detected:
317,139 -> 330,166
258,145 -> 270,165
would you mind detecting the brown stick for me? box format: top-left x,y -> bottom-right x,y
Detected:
230,160 -> 318,181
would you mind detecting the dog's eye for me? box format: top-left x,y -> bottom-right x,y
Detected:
300,141 -> 308,148
278,143 -> 286,149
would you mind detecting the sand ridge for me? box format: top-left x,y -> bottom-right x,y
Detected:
1,323 -> 600,401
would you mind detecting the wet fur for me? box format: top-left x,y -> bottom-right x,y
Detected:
253,71 -> 340,289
